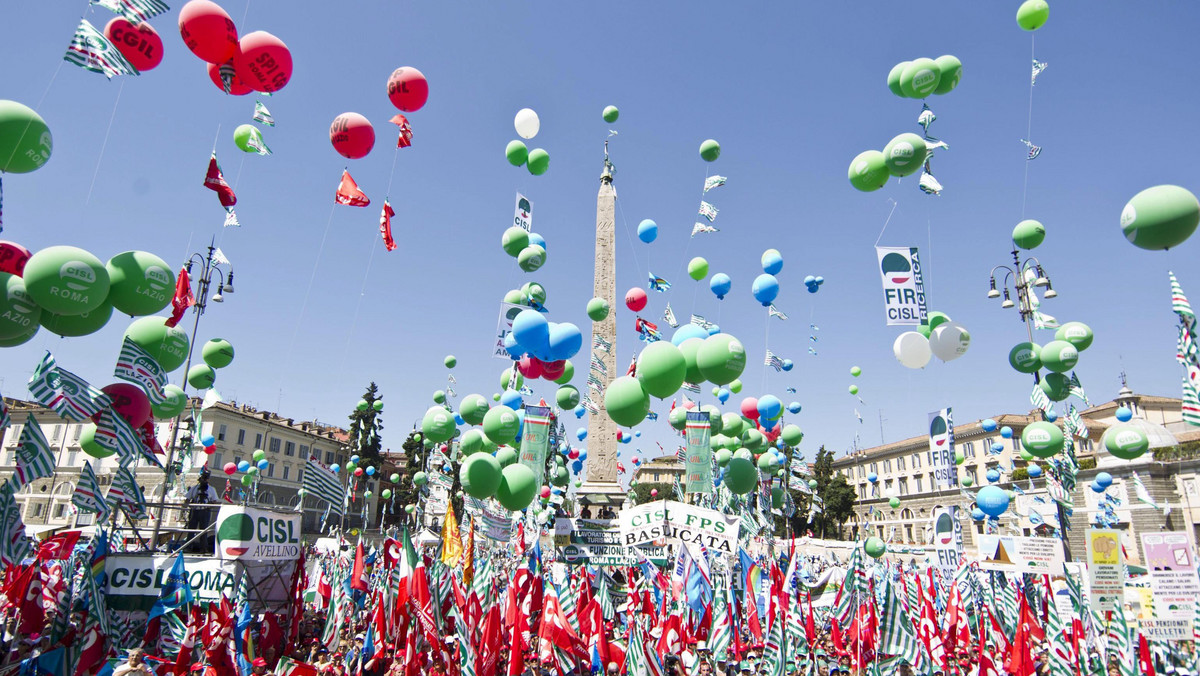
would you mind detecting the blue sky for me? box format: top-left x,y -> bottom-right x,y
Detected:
3,1 -> 1199,471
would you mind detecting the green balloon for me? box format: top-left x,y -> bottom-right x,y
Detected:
556,385 -> 580,409
729,379 -> 743,394
501,368 -> 524,391
702,405 -> 722,434
781,424 -> 803,447
961,476 -> 973,487
917,323 -> 932,339
187,364 -> 216,389
202,338 -> 235,369
495,446 -> 518,467
699,139 -> 721,162
723,457 -> 757,494
888,497 -> 901,509
433,390 -> 446,404
1105,423 -> 1149,460
715,449 -> 732,467
390,473 -> 400,483
636,342 -> 686,399
1055,322 -> 1094,351
506,140 -> 529,167
404,505 -> 415,514
1022,421 -> 1064,458
0,100 -> 52,173
1039,340 -> 1079,373
887,62 -> 910,97
413,471 -> 428,487
850,366 -> 862,377
461,453 -> 503,499
848,150 -> 889,192
0,324 -> 36,346
23,246 -> 110,316
421,406 -> 456,443
527,148 -> 550,176
356,400 -> 369,411
849,385 -> 859,395
808,479 -> 818,489
602,105 -> 620,123
551,466 -> 569,487
927,311 -> 951,331
772,487 -> 785,509
883,133 -> 927,177
586,297 -> 610,321
381,489 -> 392,499
233,124 -> 262,153
1012,219 -> 1046,250
444,355 -> 457,368
733,447 -> 753,461
1019,448 -> 1034,461
604,376 -> 650,427
1016,0 -> 1050,31
492,393 -> 501,402
40,300 -> 112,338
668,406 -> 687,431
721,413 -> 744,439
460,394 -> 490,426
483,405 -> 520,444
553,361 -> 575,385
678,337 -> 705,386
1040,372 -> 1071,401
1008,342 -> 1042,374
460,429 -> 485,455
502,227 -> 529,258
242,474 -> 254,486
151,384 -> 187,419
496,464 -> 538,511
696,334 -> 746,386
900,58 -> 941,99
252,449 -> 266,462
686,257 -> 710,282
105,251 -> 174,317
954,450 -> 965,465
521,282 -> 546,306
742,429 -> 764,451
373,400 -> 383,412
80,423 -> 113,458
864,537 -> 886,559
518,245 -> 546,272
0,273 -> 41,339
124,316 -> 190,372
504,289 -> 527,305
1120,185 -> 1200,251
932,55 -> 962,95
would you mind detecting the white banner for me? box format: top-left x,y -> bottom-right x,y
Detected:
514,193 -> 533,232
493,302 -> 525,359
928,408 -> 958,490
618,500 -> 739,555
215,505 -> 302,561
930,507 -> 962,582
1141,532 -> 1200,622
876,246 -> 928,326
976,535 -> 1065,575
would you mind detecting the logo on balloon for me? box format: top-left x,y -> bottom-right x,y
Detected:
1026,428 -> 1052,446
1120,204 -> 1136,228
1014,348 -> 1037,367
59,261 -> 96,292
143,266 -> 172,296
889,142 -> 916,166
912,68 -> 938,92
879,252 -> 912,284
1113,430 -> 1143,449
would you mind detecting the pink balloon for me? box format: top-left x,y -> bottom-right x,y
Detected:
740,397 -> 760,420
387,67 -> 429,112
233,31 -> 292,93
223,462 -> 236,475
354,467 -> 364,476
330,112 -> 375,160
517,355 -> 544,379
104,18 -> 164,72
100,383 -> 151,429
540,360 -> 566,381
539,486 -> 551,499
651,489 -> 659,497
0,241 -> 32,276
568,450 -> 579,459
206,60 -> 252,95
625,287 -> 647,312
178,0 -> 238,64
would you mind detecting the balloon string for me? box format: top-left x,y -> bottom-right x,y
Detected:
615,195 -> 645,288
676,166 -> 710,317
761,308 -> 771,392
0,61 -> 64,179
279,201 -> 338,393
211,124 -> 221,155
338,228 -> 379,373
1021,35 -> 1036,218
873,199 -> 898,248
85,79 -> 125,206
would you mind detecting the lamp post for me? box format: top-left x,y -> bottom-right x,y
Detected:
985,247 -> 1071,558
149,238 -> 233,549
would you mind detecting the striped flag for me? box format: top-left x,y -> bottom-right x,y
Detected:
114,337 -> 168,404
10,414 -> 54,492
1107,600 -> 1136,676
681,382 -> 701,394
690,222 -> 718,237
0,396 -> 9,433
703,175 -> 726,193
253,100 -> 275,127
1068,372 -> 1091,406
95,407 -> 162,468
28,352 -> 113,421
1045,591 -> 1074,676
762,606 -> 786,676
765,349 -> 785,372
592,334 -> 612,353
595,569 -> 615,621
1030,382 -> 1053,413
698,201 -> 718,222
303,456 -> 346,515
92,0 -> 170,22
471,552 -> 492,600
878,574 -> 924,665
73,462 -> 110,520
107,463 -> 148,519
242,126 -> 272,156
1031,59 -> 1049,86
1021,139 -> 1042,161
589,354 -> 607,377
663,303 -> 679,328
64,19 -> 139,78
1171,271 -> 1195,319
0,485 -> 30,568
1182,367 -> 1200,427
1066,405 -> 1088,439
1130,472 -> 1166,514
768,304 -> 789,321
690,314 -> 715,330
708,591 -> 732,662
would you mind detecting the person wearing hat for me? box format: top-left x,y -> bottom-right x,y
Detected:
185,466 -> 221,553
250,657 -> 268,675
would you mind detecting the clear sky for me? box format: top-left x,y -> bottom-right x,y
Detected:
3,1 -> 1199,472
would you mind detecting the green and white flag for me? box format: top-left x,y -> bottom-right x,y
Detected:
1130,472 -> 1167,514
1107,600 -> 1136,676
709,592 -> 732,663
0,485 -> 31,568
595,568 -> 615,621
92,0 -> 170,23
1046,592 -> 1075,676
878,574 -> 924,667
1183,368 -> 1200,427
253,100 -> 275,127
64,19 -> 139,78
243,126 -> 272,156
10,414 -> 54,493
762,607 -> 786,676
684,411 -> 713,494
73,462 -> 110,521
1030,381 -> 1053,413
519,405 -> 552,487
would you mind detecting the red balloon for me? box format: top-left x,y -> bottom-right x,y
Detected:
616,431 -> 624,442
104,18 -> 163,72
517,355 -> 543,380
223,462 -> 236,475
330,113 -> 375,159
100,383 -> 152,429
233,31 -> 292,93
740,397 -> 760,420
540,360 -> 566,381
0,241 -> 32,277
763,426 -> 781,443
387,67 -> 428,112
651,489 -> 659,497
625,287 -> 647,312
203,446 -> 216,455
206,60 -> 252,95
178,0 -> 238,64
354,467 -> 364,476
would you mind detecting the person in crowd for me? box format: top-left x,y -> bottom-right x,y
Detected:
113,648 -> 155,676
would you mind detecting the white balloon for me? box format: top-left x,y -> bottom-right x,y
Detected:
514,108 -> 540,140
930,321 -> 971,362
893,331 -> 932,369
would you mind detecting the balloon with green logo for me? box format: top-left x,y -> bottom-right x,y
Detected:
887,62 -> 910,97
422,405 -> 456,442
1021,421 -> 1064,458
742,428 -> 764,451
518,245 -> 546,272
460,429 -> 485,455
106,251 -> 175,316
1120,185 -> 1200,251
152,385 -> 187,419
460,394 -> 489,426
723,457 -> 757,494
1104,423 -> 1149,460
496,464 -> 537,511
721,413 -> 744,439
1016,0 -> 1050,31
461,453 -> 503,499
23,246 -> 110,316
1008,342 -> 1042,373
677,337 -> 705,385
495,446 -> 518,467
124,316 -> 190,372
669,406 -> 687,431
933,55 -> 962,95
848,150 -> 889,192
483,405 -> 520,444
502,227 -> 529,257
696,334 -> 746,385
604,376 -> 650,427
1055,322 -> 1094,351
883,133 -> 927,177
900,58 -> 941,98
1039,340 -> 1079,373
1012,219 -> 1046,250
0,100 -> 52,173
0,273 -> 41,339
187,364 -> 216,389
636,341 -> 686,399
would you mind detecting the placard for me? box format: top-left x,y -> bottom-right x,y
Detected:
930,507 -> 962,583
927,408 -> 958,490
553,518 -> 668,566
493,302 -> 525,359
514,193 -> 533,232
876,246 -> 928,326
214,505 -> 302,561
1085,529 -> 1125,611
618,500 -> 739,554
520,406 -> 552,487
1141,532 -> 1199,621
684,411 -> 712,494
107,555 -> 237,610
976,535 -> 1065,575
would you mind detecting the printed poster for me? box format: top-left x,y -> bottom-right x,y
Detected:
514,193 -> 533,232
976,534 -> 1065,575
1085,529 -> 1125,611
927,408 -> 958,490
684,411 -> 713,494
876,246 -> 928,326
1141,532 -> 1199,622
493,302 -> 525,359
519,405 -> 552,487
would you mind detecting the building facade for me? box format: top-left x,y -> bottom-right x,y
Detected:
632,455 -> 685,486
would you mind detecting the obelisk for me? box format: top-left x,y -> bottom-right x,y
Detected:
579,145 -> 627,512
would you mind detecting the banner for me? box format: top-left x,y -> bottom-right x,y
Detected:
618,500 -> 739,555
929,507 -> 962,582
1085,528 -> 1125,611
514,193 -> 533,232
214,505 -> 302,561
684,411 -> 712,494
876,246 -> 928,326
976,535 -> 1065,575
519,405 -> 552,488
553,518 -> 669,566
927,408 -> 958,490
493,302 -> 525,359
1141,532 -> 1200,622
107,555 -> 237,611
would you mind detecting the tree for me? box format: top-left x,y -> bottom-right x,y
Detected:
629,482 -> 674,506
784,446 -> 856,539
347,382 -> 385,466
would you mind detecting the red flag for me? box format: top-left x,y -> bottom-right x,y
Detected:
73,613 -> 114,676
9,564 -> 44,635
336,170 -> 371,207
287,550 -> 307,652
655,613 -> 683,659
538,584 -> 587,663
205,598 -> 238,676
173,606 -> 204,676
203,154 -> 237,207
477,603 -> 502,676
1004,593 -> 1043,676
351,541 -> 368,592
378,200 -> 397,252
1138,633 -> 1156,676
165,267 -> 194,328
805,592 -> 816,648
390,115 -> 413,148
37,530 -> 82,560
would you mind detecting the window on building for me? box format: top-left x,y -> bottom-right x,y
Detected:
300,445 -> 309,459
53,503 -> 65,518
73,425 -> 83,441
915,476 -> 923,492
883,459 -> 892,473
897,456 -> 906,471
859,485 -> 867,499
32,503 -> 43,517
899,478 -> 908,496
966,466 -> 977,484
963,442 -> 975,458
266,464 -> 274,478
282,466 -> 290,481
237,429 -> 246,445
269,438 -> 281,453
1185,478 -> 1198,497
336,454 -> 346,466
6,424 -> 21,446
218,424 -> 227,441
870,462 -> 878,474
3,451 -> 12,465
912,453 -> 921,468
326,451 -> 335,465
877,526 -> 884,538
884,479 -> 893,494
76,512 -> 94,526
983,437 -> 995,453
255,433 -> 263,448
1082,439 -> 1093,451
927,451 -> 933,465
285,442 -> 295,457
857,466 -> 865,478
905,524 -> 914,542
213,453 -> 223,467
67,451 -> 77,466
50,425 -> 63,442
1013,436 -> 1021,450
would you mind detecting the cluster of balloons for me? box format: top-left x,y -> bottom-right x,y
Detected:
501,227 -> 547,273
892,311 -> 971,368
750,250 -> 783,306
886,56 -> 963,99
1089,471 -> 1114,494
328,67 -> 427,160
0,245 -> 177,345
506,309 -> 582,368
1007,321 -> 1092,414
1016,0 -> 1050,31
802,275 -> 824,294
848,132 -> 929,192
505,108 -> 552,175
1120,185 -> 1199,251
179,0 -> 293,95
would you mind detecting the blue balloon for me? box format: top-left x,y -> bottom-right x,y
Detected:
761,249 -> 783,275
1095,472 -> 1113,488
1000,426 -> 1013,439
806,284 -> 818,294
634,431 -> 641,437
867,472 -> 878,483
547,322 -> 583,360
579,451 -> 587,460
976,486 -> 1010,517
621,434 -> 632,444
238,460 -> 250,472
710,273 -> 732,300
350,455 -> 360,463
981,418 -> 997,432
781,359 -> 793,372
528,232 -> 546,250
201,435 -> 217,447
366,466 -> 376,475
574,405 -> 586,418
787,401 -> 801,414
971,508 -> 986,521
637,219 -> 658,243
717,388 -> 730,403
986,469 -> 1000,483
707,324 -> 721,335
751,274 -> 780,306
814,276 -> 824,285
1044,409 -> 1058,422
757,395 -> 782,420
257,459 -> 269,470
503,332 -> 525,360
803,275 -> 815,285
511,309 -> 550,352
1116,407 -> 1132,422
1027,465 -> 1042,478
991,442 -> 1004,453
330,463 -> 340,473
1090,481 -> 1105,493
671,324 -> 708,346
577,428 -> 588,441
515,410 -> 525,439
572,460 -> 583,473
501,389 -> 523,410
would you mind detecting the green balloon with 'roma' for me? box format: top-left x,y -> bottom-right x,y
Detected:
0,100 -> 52,173
23,246 -> 110,316
0,273 -> 41,339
